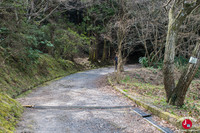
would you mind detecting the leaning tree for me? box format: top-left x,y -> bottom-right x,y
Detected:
163,0 -> 200,106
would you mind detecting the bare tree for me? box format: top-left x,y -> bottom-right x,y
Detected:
107,0 -> 135,75
163,0 -> 200,106
26,0 -> 100,24
133,0 -> 167,66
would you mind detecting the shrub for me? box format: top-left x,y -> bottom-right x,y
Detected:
174,56 -> 188,69
139,57 -> 148,67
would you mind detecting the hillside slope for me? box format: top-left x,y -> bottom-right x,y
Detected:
0,93 -> 23,132
0,54 -> 81,132
0,54 -> 80,98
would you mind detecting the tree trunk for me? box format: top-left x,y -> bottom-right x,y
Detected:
169,42 -> 200,106
163,1 -> 200,105
117,41 -> 124,75
28,0 -> 34,21
108,44 -> 111,59
102,39 -> 107,61
94,41 -> 98,61
89,41 -> 98,63
89,41 -> 95,62
163,6 -> 177,102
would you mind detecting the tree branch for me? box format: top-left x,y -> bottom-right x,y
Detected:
38,4 -> 60,24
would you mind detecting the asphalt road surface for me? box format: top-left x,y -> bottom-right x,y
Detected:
16,66 -> 160,133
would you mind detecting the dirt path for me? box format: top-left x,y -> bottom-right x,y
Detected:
16,65 -> 160,133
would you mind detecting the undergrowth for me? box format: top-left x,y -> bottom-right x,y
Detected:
0,93 -> 23,133
110,67 -> 200,124
0,54 -> 80,98
0,53 -> 81,132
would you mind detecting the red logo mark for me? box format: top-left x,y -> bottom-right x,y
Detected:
182,119 -> 192,129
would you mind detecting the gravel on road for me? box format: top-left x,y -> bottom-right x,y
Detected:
16,66 -> 160,133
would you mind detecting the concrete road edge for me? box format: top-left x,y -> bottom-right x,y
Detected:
107,77 -> 200,132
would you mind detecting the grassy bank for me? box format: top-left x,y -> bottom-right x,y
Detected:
0,54 -> 82,132
0,54 -> 80,98
0,93 -> 23,132
109,66 -> 200,128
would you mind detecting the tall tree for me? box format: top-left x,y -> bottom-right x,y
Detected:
109,0 -> 133,75
163,0 -> 200,106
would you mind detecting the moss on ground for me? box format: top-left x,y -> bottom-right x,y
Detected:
0,54 -> 80,98
0,93 -> 23,133
0,54 -> 81,132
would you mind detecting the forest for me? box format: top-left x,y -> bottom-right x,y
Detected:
0,0 -> 200,132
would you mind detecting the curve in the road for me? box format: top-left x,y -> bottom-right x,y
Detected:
16,66 -> 161,133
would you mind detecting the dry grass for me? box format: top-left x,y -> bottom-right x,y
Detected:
109,66 -> 200,125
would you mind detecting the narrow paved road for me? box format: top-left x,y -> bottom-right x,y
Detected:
16,66 -> 159,133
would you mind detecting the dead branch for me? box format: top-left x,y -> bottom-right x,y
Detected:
38,4 -> 60,24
